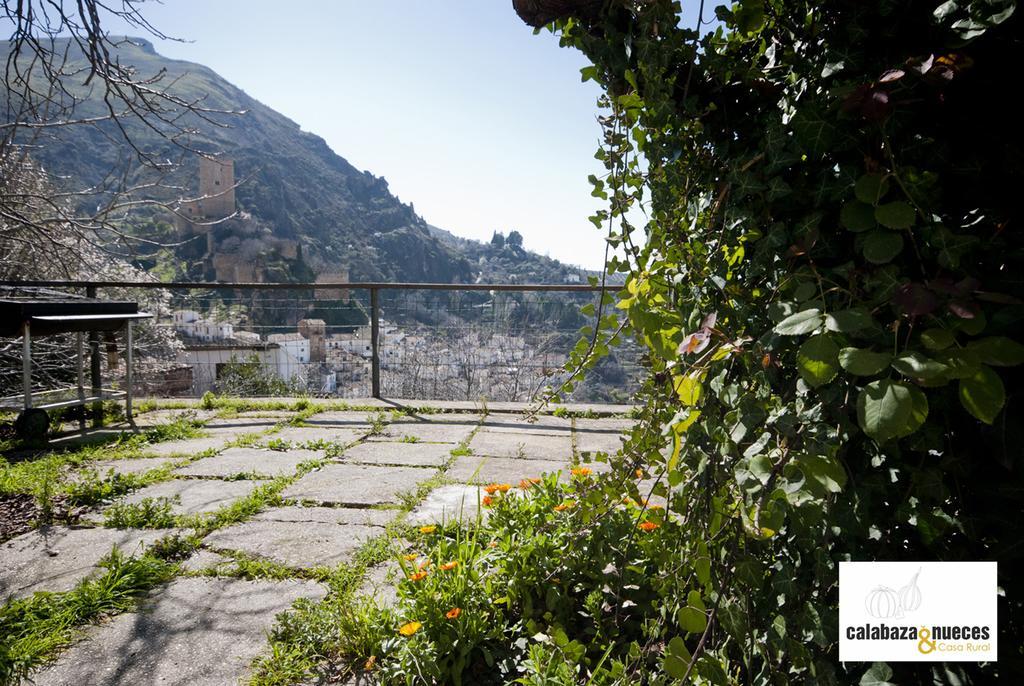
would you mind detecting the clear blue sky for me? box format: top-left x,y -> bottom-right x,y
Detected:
100,2 -> 616,268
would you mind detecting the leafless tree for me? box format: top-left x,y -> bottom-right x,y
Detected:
1,1 -> 240,272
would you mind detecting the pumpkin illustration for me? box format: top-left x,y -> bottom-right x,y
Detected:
865,586 -> 900,618
898,568 -> 922,613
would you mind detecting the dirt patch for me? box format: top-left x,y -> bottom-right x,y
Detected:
0,493 -> 73,543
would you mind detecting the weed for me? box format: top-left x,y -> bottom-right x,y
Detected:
103,496 -> 179,529
265,438 -> 292,452
0,549 -> 176,682
398,435 -> 421,444
366,412 -> 388,436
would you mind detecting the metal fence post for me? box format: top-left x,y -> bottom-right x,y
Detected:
86,284 -> 103,427
370,287 -> 381,399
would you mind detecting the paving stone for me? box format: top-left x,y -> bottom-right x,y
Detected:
359,561 -> 400,608
302,411 -> 377,428
250,505 -> 396,528
78,457 -> 179,479
407,484 -> 484,525
267,425 -> 366,446
0,526 -> 171,599
574,417 -> 636,433
142,436 -> 228,457
481,414 -> 573,436
372,419 -> 475,446
31,577 -> 326,686
174,447 -> 320,478
340,441 -> 452,467
204,519 -> 380,568
281,464 -> 428,506
575,430 -> 627,455
235,410 -> 300,419
180,549 -> 232,573
204,417 -> 281,433
469,429 -> 573,460
116,479 -> 259,516
446,455 -> 568,485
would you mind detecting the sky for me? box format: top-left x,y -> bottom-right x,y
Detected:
97,2 -> 615,269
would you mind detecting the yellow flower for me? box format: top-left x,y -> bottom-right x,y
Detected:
635,468 -> 645,479
364,655 -> 377,670
571,467 -> 593,477
496,483 -> 512,493
440,560 -> 459,571
398,621 -> 422,636
553,500 -> 576,512
409,571 -> 428,581
483,483 -> 501,495
446,607 -> 462,619
402,553 -> 418,561
419,525 -> 436,534
638,521 -> 659,532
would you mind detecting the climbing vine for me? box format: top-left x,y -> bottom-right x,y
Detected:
542,0 -> 1021,682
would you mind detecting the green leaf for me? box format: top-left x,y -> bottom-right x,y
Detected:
891,351 -> 948,379
797,335 -> 839,387
860,662 -> 895,686
775,308 -> 823,335
901,385 -> 929,437
839,348 -> 892,376
857,379 -> 913,442
959,366 -> 1005,424
840,201 -> 876,232
673,374 -> 703,406
734,0 -> 766,34
677,606 -> 708,634
855,174 -> 890,205
862,231 -> 904,264
920,328 -> 955,350
967,336 -> 1024,367
800,453 -> 847,493
825,307 -> 875,332
875,201 -> 916,229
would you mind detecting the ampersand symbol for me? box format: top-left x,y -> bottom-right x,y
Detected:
918,627 -> 937,654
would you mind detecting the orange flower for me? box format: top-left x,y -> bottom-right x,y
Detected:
418,559 -> 432,569
446,607 -> 462,619
440,560 -> 459,571
553,500 -> 576,512
419,525 -> 436,534
364,655 -> 377,670
635,468 -> 645,479
398,621 -> 422,636
638,521 -> 659,532
518,479 -> 533,490
488,540 -> 498,548
402,553 -> 418,561
482,495 -> 494,507
571,467 -> 593,477
409,571 -> 428,581
484,483 -> 501,495
496,483 -> 512,493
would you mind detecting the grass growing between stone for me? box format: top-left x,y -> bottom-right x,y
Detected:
0,548 -> 178,684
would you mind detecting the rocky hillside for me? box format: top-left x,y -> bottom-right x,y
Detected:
0,37 -> 592,285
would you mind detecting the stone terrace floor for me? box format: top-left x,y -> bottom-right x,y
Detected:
0,399 -> 634,685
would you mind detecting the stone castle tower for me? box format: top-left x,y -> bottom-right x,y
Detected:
195,157 -> 235,219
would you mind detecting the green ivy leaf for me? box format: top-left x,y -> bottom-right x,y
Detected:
825,307 -> 875,332
775,308 -> 824,335
901,385 -> 930,436
967,336 -> 1024,367
797,335 -> 840,387
663,636 -> 691,678
920,328 -> 955,350
875,201 -> 916,229
959,365 -> 1005,424
854,174 -> 890,205
862,231 -> 904,264
677,606 -> 708,634
891,351 -> 949,379
857,379 -> 913,442
800,453 -> 848,493
839,348 -> 892,376
859,662 -> 896,686
840,201 -> 876,232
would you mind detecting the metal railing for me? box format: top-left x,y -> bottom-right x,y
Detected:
0,280 -> 642,403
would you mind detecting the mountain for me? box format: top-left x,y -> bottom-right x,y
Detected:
0,37 -> 593,286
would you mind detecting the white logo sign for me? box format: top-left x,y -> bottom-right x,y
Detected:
839,561 -> 997,662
